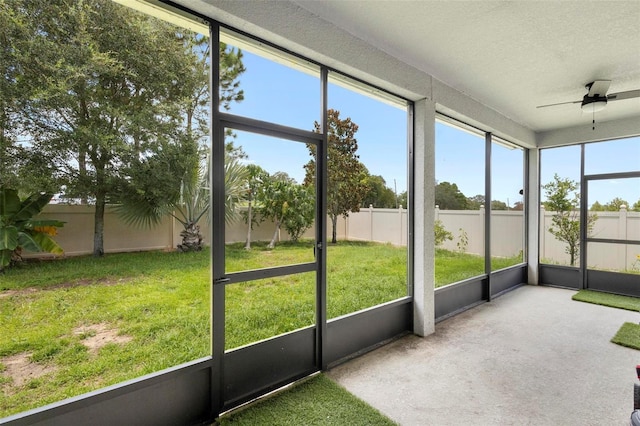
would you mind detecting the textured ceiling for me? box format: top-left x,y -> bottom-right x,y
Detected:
289,1 -> 640,133
174,0 -> 640,136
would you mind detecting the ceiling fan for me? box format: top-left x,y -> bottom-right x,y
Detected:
536,80 -> 640,112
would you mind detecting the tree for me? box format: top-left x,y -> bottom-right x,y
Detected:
116,151 -> 248,252
282,185 -> 315,242
590,198 -> 631,212
604,197 -> 629,211
361,173 -> 397,208
219,41 -> 247,159
490,200 -> 508,210
397,191 -> 408,209
0,1 -> 61,194
304,109 -> 369,243
5,0 -> 245,256
8,1 -> 197,255
434,220 -> 453,247
542,174 -> 597,266
435,182 -> 468,210
257,174 -> 313,249
243,165 -> 269,250
0,5 -> 22,190
592,197 -> 637,212
466,194 -> 485,210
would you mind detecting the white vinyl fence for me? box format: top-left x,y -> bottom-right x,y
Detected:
540,205 -> 640,271
336,205 -> 639,271
32,205 -> 639,271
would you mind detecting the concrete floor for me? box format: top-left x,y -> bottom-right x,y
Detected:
327,285 -> 640,425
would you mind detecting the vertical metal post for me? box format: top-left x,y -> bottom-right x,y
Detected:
523,148 -> 529,267
210,23 -> 226,418
535,148 -> 543,284
316,67 -> 328,370
579,143 -> 587,289
407,103 -> 415,298
485,132 -> 492,301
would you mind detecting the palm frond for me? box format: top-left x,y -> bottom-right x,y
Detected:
224,155 -> 248,224
112,200 -> 173,229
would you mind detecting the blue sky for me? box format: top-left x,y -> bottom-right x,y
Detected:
435,122 -> 526,207
226,50 -> 408,195
541,138 -> 640,207
226,46 -> 639,208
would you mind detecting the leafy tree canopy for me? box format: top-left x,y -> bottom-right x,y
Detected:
466,194 -> 485,210
2,0 -> 245,256
542,174 -> 597,266
435,181 -> 468,210
304,109 -> 369,243
361,173 -> 397,208
258,173 -> 314,248
590,197 -> 631,212
397,191 -> 408,209
490,200 -> 508,211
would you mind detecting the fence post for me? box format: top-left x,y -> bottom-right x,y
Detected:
171,215 -> 175,250
398,206 -> 403,246
369,204 -> 374,242
620,205 -> 628,271
344,215 -> 348,241
435,205 -> 440,221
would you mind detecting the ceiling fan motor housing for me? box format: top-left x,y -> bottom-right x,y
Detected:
581,94 -> 607,112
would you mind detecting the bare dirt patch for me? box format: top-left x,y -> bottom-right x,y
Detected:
73,323 -> 133,355
0,352 -> 57,388
0,288 -> 39,299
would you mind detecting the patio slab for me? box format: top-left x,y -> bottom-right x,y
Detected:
327,285 -> 640,425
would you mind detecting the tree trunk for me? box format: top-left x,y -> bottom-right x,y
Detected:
93,192 -> 105,257
570,245 -> 577,266
244,200 -> 252,250
177,222 -> 203,252
267,220 -> 280,249
331,214 -> 338,244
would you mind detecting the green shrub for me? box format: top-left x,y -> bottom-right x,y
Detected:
434,220 -> 453,247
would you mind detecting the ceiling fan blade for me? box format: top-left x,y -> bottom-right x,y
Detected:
607,89 -> 640,101
536,100 -> 581,109
587,80 -> 611,97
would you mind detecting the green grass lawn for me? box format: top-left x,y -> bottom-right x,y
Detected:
571,290 -> 640,351
571,289 -> 640,312
219,374 -> 396,425
611,322 -> 640,351
0,242 -> 518,417
435,248 -> 522,286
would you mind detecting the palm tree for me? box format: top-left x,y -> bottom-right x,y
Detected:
116,152 -> 247,252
